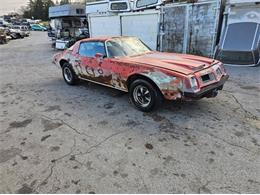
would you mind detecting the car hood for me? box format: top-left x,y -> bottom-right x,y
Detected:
119,52 -> 216,75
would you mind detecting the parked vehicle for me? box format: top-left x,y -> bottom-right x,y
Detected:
53,36 -> 229,111
12,25 -> 30,37
3,28 -> 12,40
0,27 -> 8,44
21,26 -> 30,37
31,24 -> 47,31
48,29 -> 55,38
4,28 -> 17,39
10,27 -> 25,39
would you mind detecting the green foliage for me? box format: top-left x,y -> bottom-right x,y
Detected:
21,0 -> 55,20
59,0 -> 70,5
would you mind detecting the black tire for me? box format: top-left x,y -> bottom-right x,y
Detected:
62,63 -> 79,85
129,79 -> 163,112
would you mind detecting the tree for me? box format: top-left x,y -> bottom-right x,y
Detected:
21,0 -> 55,20
60,0 -> 70,5
33,0 -> 44,20
43,0 -> 55,20
19,6 -> 30,18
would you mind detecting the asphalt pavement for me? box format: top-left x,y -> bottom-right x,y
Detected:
0,32 -> 259,193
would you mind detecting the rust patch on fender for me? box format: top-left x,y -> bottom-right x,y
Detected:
140,71 -> 183,100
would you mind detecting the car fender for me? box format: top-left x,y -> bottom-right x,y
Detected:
129,70 -> 184,100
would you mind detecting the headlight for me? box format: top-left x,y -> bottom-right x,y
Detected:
219,63 -> 226,73
213,64 -> 222,76
189,76 -> 198,89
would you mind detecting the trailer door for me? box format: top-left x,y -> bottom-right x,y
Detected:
120,11 -> 160,50
88,14 -> 121,37
162,1 -> 221,57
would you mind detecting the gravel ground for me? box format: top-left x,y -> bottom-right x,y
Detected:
0,32 -> 260,193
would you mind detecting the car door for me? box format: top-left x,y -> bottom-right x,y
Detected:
77,41 -> 113,86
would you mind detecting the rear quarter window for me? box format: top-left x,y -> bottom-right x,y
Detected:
79,42 -> 106,57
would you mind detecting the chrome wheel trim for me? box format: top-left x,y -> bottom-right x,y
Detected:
133,85 -> 151,107
64,67 -> 72,82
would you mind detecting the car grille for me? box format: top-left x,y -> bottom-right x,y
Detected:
201,73 -> 214,83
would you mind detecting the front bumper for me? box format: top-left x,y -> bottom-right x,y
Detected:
184,75 -> 229,99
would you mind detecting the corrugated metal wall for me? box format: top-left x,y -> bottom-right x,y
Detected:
161,0 -> 221,57
162,5 -> 187,53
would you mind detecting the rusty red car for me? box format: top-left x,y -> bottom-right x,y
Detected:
52,36 -> 229,112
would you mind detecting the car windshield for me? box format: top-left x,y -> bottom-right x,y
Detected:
106,37 -> 151,57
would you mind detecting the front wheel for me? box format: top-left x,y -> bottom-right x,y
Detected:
62,63 -> 79,85
129,79 -> 163,112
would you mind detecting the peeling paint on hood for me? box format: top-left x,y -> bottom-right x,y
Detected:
120,51 -> 216,75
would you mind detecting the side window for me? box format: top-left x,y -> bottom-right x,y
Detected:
106,41 -> 126,57
79,42 -> 106,57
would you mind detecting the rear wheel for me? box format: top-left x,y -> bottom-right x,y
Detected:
62,63 -> 79,85
129,79 -> 163,112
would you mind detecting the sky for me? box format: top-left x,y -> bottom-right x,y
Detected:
0,0 -> 28,15
0,0 -> 84,15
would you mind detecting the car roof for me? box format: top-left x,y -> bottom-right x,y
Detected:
79,36 -> 135,43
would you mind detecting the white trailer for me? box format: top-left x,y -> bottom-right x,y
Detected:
88,0 -> 222,57
120,11 -> 160,50
86,0 -> 109,14
88,10 -> 160,50
88,14 -> 121,37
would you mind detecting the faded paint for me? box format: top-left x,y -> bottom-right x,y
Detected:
140,71 -> 183,100
53,37 -> 228,101
162,5 -> 187,53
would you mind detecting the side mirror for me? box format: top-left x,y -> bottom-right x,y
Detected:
95,53 -> 104,58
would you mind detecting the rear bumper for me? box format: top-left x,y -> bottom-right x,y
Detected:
184,75 -> 229,99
